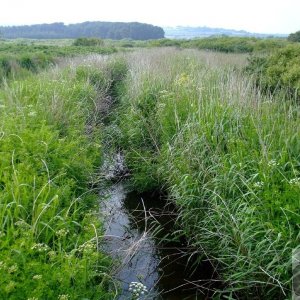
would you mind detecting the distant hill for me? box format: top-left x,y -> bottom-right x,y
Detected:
0,21 -> 165,40
164,26 -> 288,39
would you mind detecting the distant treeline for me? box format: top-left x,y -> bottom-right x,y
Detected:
0,21 -> 165,40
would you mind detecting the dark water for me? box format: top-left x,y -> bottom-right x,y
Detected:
100,183 -> 219,299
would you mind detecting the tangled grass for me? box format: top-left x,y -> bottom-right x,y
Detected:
112,48 -> 300,299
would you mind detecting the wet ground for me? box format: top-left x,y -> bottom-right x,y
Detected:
100,183 -> 219,299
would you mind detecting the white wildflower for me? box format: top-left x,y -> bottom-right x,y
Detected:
28,111 -> 37,117
31,243 -> 50,253
129,282 -> 148,298
14,220 -> 31,229
289,177 -> 300,187
8,264 -> 18,274
268,159 -> 279,167
58,295 -> 70,300
78,241 -> 96,254
55,228 -> 69,238
253,181 -> 264,189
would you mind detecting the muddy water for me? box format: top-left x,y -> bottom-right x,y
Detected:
100,183 -> 218,299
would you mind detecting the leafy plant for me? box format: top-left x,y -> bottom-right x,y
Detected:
246,44 -> 300,98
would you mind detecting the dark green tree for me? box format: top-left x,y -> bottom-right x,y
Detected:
288,30 -> 300,42
0,22 -> 165,40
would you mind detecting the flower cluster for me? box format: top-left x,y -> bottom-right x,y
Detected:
58,295 -> 70,300
14,220 -> 31,229
77,240 -> 96,254
175,72 -> 190,87
289,177 -> 300,187
56,228 -> 69,238
28,111 -> 37,117
8,264 -> 18,274
253,181 -> 264,189
268,159 -> 279,167
129,282 -> 148,299
31,243 -> 50,253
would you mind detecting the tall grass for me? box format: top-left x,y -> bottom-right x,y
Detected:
113,48 -> 300,298
0,55 -> 128,299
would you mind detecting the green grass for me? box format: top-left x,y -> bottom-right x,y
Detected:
0,36 -> 295,85
0,40 -> 117,56
0,55 -> 129,299
0,40 -> 118,83
1,42 -> 299,299
111,48 -> 300,299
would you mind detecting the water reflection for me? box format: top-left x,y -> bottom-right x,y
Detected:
100,183 -> 217,300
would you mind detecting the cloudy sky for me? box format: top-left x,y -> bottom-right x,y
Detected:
1,0 -> 299,34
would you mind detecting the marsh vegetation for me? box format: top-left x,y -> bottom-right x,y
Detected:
0,37 -> 299,299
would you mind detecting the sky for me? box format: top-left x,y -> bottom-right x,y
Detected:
0,0 -> 299,34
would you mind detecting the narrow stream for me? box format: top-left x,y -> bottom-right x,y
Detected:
100,183 -> 218,299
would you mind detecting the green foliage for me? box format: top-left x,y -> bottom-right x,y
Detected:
288,30 -> 300,42
0,64 -> 117,299
246,44 -> 300,98
148,38 -> 182,48
142,36 -> 290,53
73,37 -> 104,47
113,49 -> 300,298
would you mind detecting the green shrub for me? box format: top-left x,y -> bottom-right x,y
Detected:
143,37 -> 289,53
73,37 -> 104,47
246,44 -> 300,97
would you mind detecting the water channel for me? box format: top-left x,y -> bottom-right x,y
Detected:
100,182 -> 219,299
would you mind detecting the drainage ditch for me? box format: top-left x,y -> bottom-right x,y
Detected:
100,182 -> 220,299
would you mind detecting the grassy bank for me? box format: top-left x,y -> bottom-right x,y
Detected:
111,48 -> 299,298
0,55 -> 128,299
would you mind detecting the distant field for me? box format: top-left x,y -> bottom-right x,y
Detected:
0,39 -> 118,82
